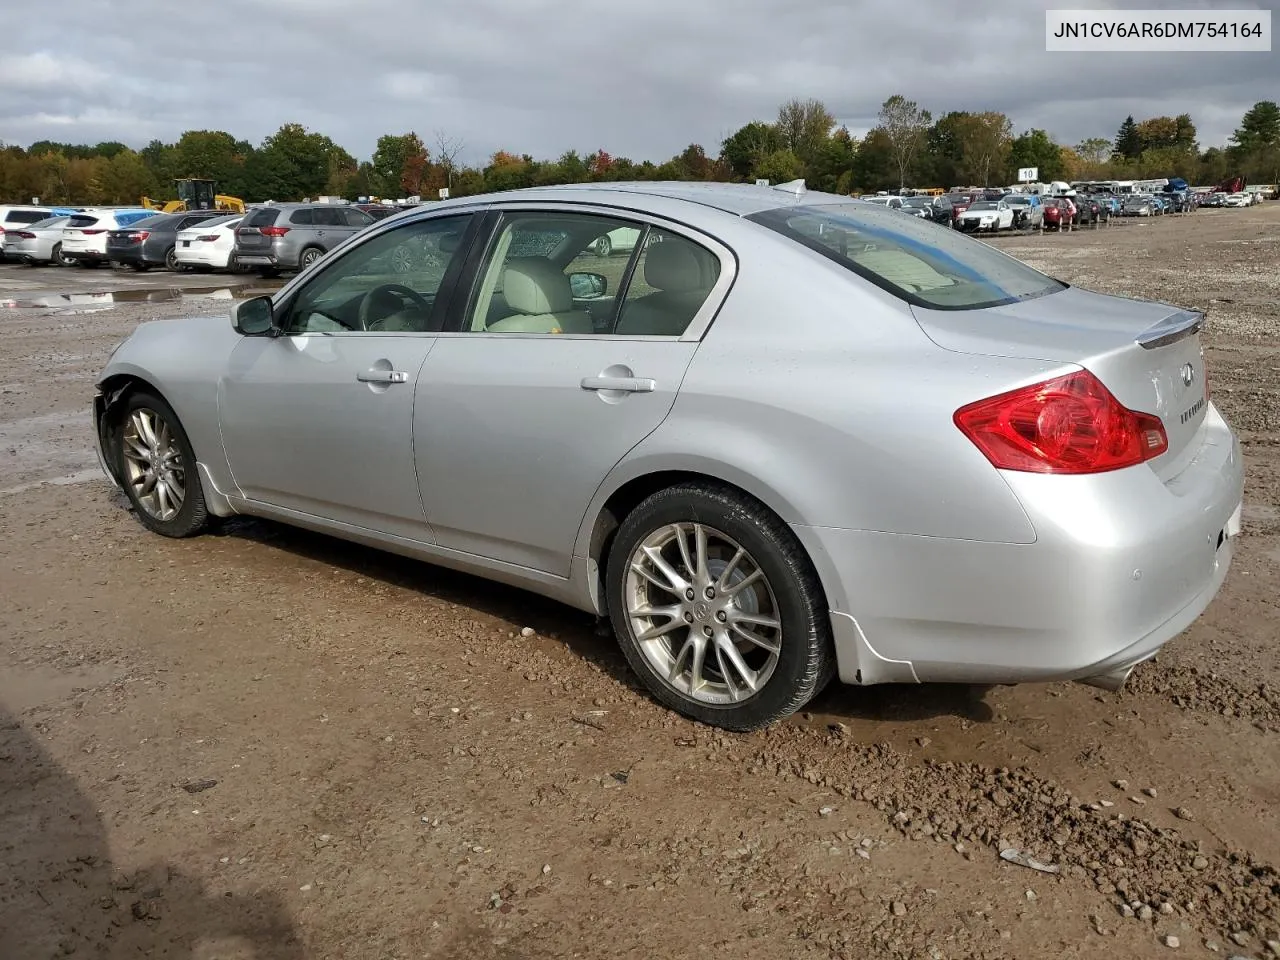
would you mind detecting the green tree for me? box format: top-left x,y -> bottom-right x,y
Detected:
1230,100 -> 1280,151
245,123 -> 344,200
1114,115 -> 1141,160
370,132 -> 428,199
171,130 -> 249,197
852,128 -> 895,192
775,98 -> 836,168
1075,137 -> 1112,171
752,149 -> 802,184
1008,129 -> 1066,182
925,111 -> 970,188
955,111 -> 1012,186
99,149 -> 156,204
806,126 -> 857,193
720,121 -> 783,180
877,95 -> 931,189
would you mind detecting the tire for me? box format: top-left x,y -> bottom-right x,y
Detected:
594,235 -> 612,257
164,246 -> 179,271
113,390 -> 209,539
605,482 -> 836,731
53,242 -> 74,268
299,247 -> 323,269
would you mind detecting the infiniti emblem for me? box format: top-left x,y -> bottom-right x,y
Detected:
1180,363 -> 1195,387
693,601 -> 710,620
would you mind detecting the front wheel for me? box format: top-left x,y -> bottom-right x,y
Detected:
114,391 -> 209,538
53,242 -> 74,267
606,482 -> 836,731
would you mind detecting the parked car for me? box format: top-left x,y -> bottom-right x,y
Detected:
233,203 -> 377,276
0,205 -> 62,261
591,225 -> 646,257
944,192 -> 978,226
1042,198 -> 1072,229
4,215 -> 74,265
87,181 -> 1243,731
861,195 -> 907,211
174,215 -> 245,271
1003,195 -> 1044,230
107,211 -> 233,271
956,199 -> 1014,232
1123,196 -> 1154,217
1223,193 -> 1250,208
61,209 -> 156,267
899,196 -> 933,220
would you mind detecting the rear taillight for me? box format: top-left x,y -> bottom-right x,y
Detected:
260,226 -> 290,237
196,235 -> 218,242
81,229 -> 106,235
15,231 -> 36,239
954,370 -> 1168,474
129,231 -> 150,242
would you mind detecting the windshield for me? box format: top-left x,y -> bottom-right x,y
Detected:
747,202 -> 1065,311
903,198 -> 931,207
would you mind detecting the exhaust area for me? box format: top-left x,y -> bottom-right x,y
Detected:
1074,664 -> 1137,692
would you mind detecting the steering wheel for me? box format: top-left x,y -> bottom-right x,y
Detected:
358,283 -> 431,331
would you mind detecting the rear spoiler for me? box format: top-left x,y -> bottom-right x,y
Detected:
1135,309 -> 1202,350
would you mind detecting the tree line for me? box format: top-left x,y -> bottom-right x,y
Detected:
1,98 -> 1276,206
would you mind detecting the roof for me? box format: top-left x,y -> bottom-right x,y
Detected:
423,181 -> 858,218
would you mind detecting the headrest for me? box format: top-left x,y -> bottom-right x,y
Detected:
503,258 -> 572,315
644,239 -> 706,293
437,230 -> 462,253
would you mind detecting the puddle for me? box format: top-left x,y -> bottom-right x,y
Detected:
0,661 -> 122,714
0,284 -> 279,312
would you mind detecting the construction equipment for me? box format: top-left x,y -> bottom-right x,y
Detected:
141,179 -> 245,214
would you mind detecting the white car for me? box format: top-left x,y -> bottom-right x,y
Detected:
174,215 -> 245,271
3,215 -> 74,265
0,205 -> 60,261
956,199 -> 1014,232
861,195 -> 907,211
61,209 -> 155,267
1222,193 -> 1250,208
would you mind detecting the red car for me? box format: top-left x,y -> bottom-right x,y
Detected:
1042,197 -> 1077,230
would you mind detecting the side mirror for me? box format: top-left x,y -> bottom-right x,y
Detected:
232,295 -> 276,336
568,272 -> 608,299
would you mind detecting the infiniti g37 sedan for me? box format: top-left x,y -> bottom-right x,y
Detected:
91,182 -> 1244,731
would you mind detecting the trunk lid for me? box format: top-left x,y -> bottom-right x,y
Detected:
912,285 -> 1210,476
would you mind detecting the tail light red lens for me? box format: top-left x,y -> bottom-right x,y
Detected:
81,229 -> 106,235
259,226 -> 290,237
15,231 -> 36,239
197,235 -> 219,242
954,370 -> 1168,474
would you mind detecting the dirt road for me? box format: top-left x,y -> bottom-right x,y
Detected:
2,207 -> 1278,960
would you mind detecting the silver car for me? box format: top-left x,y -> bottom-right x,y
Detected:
233,202 -> 376,275
3,215 -> 74,265
90,182 -> 1244,731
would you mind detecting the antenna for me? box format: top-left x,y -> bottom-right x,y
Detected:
771,179 -> 806,197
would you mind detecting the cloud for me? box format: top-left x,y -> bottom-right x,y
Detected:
2,0 -> 1272,162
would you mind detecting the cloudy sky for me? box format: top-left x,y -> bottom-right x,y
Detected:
2,0 -> 1275,164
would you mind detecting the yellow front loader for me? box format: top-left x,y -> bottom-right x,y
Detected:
141,178 -> 245,214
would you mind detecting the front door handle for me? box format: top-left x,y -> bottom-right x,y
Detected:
580,376 -> 655,393
356,369 -> 408,384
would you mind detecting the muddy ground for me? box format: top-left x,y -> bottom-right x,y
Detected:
1,206 -> 1278,960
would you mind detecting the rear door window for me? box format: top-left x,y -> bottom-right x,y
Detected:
289,208 -> 316,226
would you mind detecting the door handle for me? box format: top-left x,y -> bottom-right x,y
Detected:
580,376 -> 655,393
356,369 -> 408,384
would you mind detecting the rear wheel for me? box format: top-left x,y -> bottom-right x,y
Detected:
299,247 -> 323,269
594,235 -> 612,257
164,246 -> 179,271
114,390 -> 209,538
606,482 -> 836,731
53,242 -> 74,267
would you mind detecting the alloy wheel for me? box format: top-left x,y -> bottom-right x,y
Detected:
120,408 -> 186,522
623,522 -> 782,705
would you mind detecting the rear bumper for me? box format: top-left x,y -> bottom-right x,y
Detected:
796,403 -> 1244,687
107,246 -> 146,265
63,248 -> 107,262
175,246 -> 227,267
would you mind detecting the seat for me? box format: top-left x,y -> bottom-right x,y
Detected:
614,239 -> 715,336
487,258 -> 593,334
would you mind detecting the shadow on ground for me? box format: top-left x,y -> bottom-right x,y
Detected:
0,707 -> 305,959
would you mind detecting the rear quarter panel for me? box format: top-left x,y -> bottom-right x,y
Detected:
577,226 -> 1057,588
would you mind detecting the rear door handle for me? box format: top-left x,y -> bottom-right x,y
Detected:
580,376 -> 655,393
356,369 -> 408,384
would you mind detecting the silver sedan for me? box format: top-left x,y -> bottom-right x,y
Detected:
5,215 -> 74,265
91,181 -> 1244,731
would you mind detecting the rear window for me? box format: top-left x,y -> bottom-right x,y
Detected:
5,210 -> 52,225
748,202 -> 1066,311
68,215 -> 100,228
130,215 -> 169,229
242,207 -> 281,227
26,216 -> 69,230
116,211 -> 157,227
